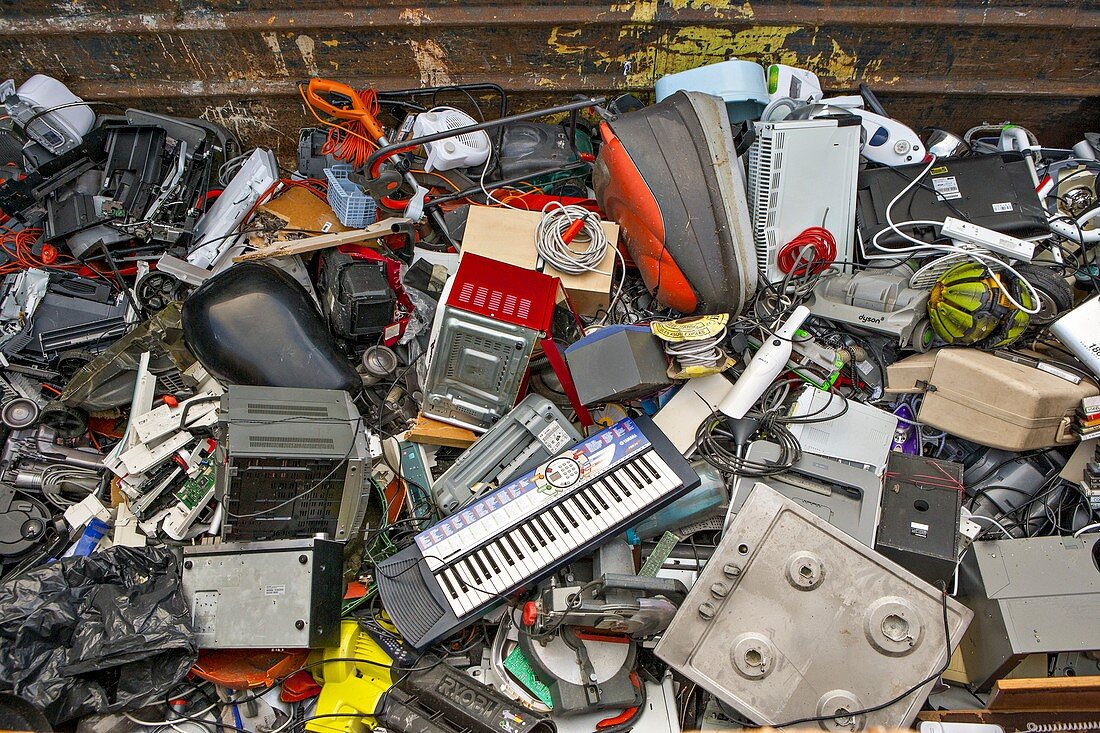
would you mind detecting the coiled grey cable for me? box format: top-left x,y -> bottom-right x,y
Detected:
663,326 -> 728,369
536,201 -> 626,327
535,202 -> 610,275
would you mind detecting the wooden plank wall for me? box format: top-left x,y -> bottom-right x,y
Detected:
1,1 -> 1097,160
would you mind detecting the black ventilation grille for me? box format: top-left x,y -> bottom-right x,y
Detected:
247,435 -> 336,450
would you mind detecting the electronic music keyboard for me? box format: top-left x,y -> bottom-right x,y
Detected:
375,416 -> 699,648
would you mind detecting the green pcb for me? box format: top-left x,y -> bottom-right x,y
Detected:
503,646 -> 554,708
175,465 -> 216,509
638,530 -> 681,577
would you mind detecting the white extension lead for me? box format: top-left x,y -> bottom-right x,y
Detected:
865,154 -> 1041,315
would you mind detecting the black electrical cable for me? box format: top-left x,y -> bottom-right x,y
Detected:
990,476 -> 1068,536
694,410 -> 801,478
881,163 -> 974,225
92,240 -> 142,316
966,485 -> 1025,519
223,415 -> 364,520
781,386 -> 850,424
964,447 -> 1060,488
157,685 -> 250,733
202,652 -> 445,710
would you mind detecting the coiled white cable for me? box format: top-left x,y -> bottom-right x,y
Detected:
535,202 -> 610,274
536,201 -> 626,326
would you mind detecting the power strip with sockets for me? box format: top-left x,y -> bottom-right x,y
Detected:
940,216 -> 1036,261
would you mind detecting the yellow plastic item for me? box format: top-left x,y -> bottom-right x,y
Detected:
651,314 -> 734,378
650,313 -> 728,342
307,620 -> 394,733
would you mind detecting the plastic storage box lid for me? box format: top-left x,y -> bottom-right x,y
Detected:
655,60 -> 769,123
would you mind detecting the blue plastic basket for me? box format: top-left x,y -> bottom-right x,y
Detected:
324,165 -> 377,228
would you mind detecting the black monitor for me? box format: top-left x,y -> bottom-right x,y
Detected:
856,152 -> 1049,254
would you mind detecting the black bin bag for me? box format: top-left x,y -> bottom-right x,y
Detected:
0,546 -> 196,725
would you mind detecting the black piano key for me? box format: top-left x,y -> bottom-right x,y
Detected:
526,521 -> 546,547
439,571 -> 460,599
593,483 -> 618,513
554,501 -> 573,525
645,452 -> 669,481
504,533 -> 525,561
561,503 -> 580,527
592,486 -> 610,511
580,491 -> 601,516
609,472 -> 632,497
486,545 -> 503,572
535,515 -> 556,542
624,462 -> 646,490
635,453 -> 659,481
517,525 -> 539,552
496,540 -> 515,566
549,507 -> 569,532
462,558 -> 481,584
473,551 -> 493,579
623,463 -> 646,489
604,480 -> 623,502
572,496 -> 592,521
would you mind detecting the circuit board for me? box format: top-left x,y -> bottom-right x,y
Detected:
175,464 -> 216,509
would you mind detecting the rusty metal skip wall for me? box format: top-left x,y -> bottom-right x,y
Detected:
1,1 -> 1099,161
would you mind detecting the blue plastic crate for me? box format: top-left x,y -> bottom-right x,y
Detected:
324,165 -> 377,228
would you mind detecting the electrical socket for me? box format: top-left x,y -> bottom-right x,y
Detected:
940,216 -> 1036,261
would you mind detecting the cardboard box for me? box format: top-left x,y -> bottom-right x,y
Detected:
257,186 -> 350,241
460,205 -> 618,317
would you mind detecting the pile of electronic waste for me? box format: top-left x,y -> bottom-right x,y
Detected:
0,61 -> 1098,733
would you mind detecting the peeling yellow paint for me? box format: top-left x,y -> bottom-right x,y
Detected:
610,0 -> 752,22
617,1 -> 656,23
322,39 -> 339,48
546,21 -> 875,91
547,24 -> 651,86
820,38 -> 862,83
665,0 -> 754,19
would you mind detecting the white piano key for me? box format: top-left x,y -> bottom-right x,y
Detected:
591,481 -> 628,523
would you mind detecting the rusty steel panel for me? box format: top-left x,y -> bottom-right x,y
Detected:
0,1 -> 1096,155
